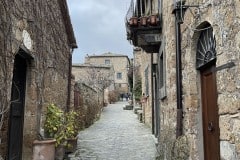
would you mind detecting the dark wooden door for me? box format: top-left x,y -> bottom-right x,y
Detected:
200,65 -> 220,160
8,54 -> 27,160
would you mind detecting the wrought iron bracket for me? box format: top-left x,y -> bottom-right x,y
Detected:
172,1 -> 199,24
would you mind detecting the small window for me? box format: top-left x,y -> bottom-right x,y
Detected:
117,72 -> 122,79
105,59 -> 110,65
159,37 -> 166,100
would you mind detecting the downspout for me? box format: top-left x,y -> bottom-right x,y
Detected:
151,53 -> 154,134
67,48 -> 74,112
173,2 -> 183,138
175,19 -> 183,138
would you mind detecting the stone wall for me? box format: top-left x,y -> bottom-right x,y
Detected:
133,48 -> 153,127
0,0 -> 75,159
74,83 -> 103,129
158,0 -> 240,159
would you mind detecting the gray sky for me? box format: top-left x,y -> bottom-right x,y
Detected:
67,0 -> 133,63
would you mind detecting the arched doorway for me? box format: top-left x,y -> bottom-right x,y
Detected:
196,24 -> 220,160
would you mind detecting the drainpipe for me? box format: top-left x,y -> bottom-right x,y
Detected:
175,19 -> 183,138
151,53 -> 154,134
67,48 -> 74,112
173,1 -> 185,138
172,0 -> 199,138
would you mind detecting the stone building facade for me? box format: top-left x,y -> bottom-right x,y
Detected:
72,64 -> 114,103
126,0 -> 240,159
0,0 -> 77,159
85,52 -> 130,95
133,48 -> 158,128
73,82 -> 103,129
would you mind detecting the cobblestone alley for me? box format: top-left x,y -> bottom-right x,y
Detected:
68,101 -> 157,160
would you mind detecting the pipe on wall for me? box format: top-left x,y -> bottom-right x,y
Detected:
66,48 -> 74,112
174,5 -> 183,138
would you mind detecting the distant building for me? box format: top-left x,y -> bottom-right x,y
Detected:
72,63 -> 115,103
84,52 -> 131,95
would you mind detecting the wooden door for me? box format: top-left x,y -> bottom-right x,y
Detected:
8,54 -> 27,160
200,65 -> 220,160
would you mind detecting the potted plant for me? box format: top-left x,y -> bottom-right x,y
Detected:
149,14 -> 158,25
43,103 -> 66,160
33,103 -> 64,160
140,16 -> 147,26
129,16 -> 138,26
64,110 -> 79,154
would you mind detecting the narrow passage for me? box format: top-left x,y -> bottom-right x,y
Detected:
69,101 -> 157,160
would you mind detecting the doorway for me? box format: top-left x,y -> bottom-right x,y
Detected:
8,53 -> 27,160
200,65 -> 220,160
196,25 -> 220,159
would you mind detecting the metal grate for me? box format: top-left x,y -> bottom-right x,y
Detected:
196,26 -> 216,69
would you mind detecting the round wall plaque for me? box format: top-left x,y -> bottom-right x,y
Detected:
22,30 -> 32,50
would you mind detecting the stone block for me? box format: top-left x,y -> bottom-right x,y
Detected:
220,141 -> 238,160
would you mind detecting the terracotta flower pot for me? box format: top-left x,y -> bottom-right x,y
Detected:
129,17 -> 138,26
33,139 -> 56,160
149,15 -> 157,25
140,16 -> 147,26
55,144 -> 65,160
65,137 -> 78,154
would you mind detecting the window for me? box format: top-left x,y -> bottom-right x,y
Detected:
105,59 -> 110,65
158,37 -> 166,99
117,72 -> 122,79
196,26 -> 216,69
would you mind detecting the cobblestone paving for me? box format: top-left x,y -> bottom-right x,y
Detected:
68,101 -> 157,160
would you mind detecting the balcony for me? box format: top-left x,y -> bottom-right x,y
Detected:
125,0 -> 162,53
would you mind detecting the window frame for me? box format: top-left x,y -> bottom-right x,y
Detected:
105,59 -> 110,65
116,72 -> 122,80
158,37 -> 166,100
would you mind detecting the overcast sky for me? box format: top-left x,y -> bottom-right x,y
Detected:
67,0 -> 133,64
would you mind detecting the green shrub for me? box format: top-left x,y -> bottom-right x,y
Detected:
133,75 -> 142,101
43,104 -> 80,146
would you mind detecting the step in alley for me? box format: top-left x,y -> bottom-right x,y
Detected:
68,101 -> 157,160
